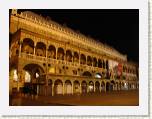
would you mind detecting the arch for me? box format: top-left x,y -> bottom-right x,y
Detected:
73,80 -> 80,94
88,81 -> 94,93
87,56 -> 92,66
64,80 -> 72,94
36,42 -> 46,57
80,54 -> 86,64
101,81 -> 105,91
95,81 -> 100,92
48,45 -> 56,59
23,63 -> 45,96
82,71 -> 92,77
121,82 -> 125,90
93,57 -> 97,67
23,63 -> 45,79
110,80 -> 115,91
73,51 -> 79,63
81,80 -> 87,94
106,60 -> 109,70
115,82 -> 119,91
57,47 -> 64,60
103,60 -> 105,69
22,38 -> 34,54
98,59 -> 102,68
106,82 -> 110,91
66,50 -> 72,62
54,79 -> 63,95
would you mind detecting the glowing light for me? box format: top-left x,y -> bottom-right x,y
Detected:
95,74 -> 101,78
36,72 -> 39,78
25,71 -> 31,82
49,67 -> 55,73
13,70 -> 18,81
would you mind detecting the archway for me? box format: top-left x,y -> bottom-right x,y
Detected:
81,80 -> 87,94
65,80 -> 72,94
66,50 -> 72,62
73,52 -> 79,63
54,79 -> 63,95
23,63 -> 45,96
82,71 -> 92,77
88,81 -> 94,93
106,82 -> 110,92
101,81 -> 105,92
36,42 -> 46,57
98,59 -> 102,68
57,47 -> 64,60
95,81 -> 100,93
73,80 -> 80,94
21,38 -> 34,54
93,57 -> 97,67
48,45 -> 56,59
110,80 -> 115,91
87,56 -> 92,66
80,54 -> 86,65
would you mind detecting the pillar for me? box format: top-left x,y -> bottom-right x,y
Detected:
19,41 -> 22,57
79,53 -> 81,65
63,83 -> 65,95
34,42 -> 36,55
80,83 -> 82,94
46,46 -> 48,58
86,56 -> 87,65
72,82 -> 74,95
105,83 -> 106,92
87,85 -> 89,93
52,83 -> 54,96
56,48 -> 58,60
99,84 -> 101,92
94,83 -> 96,92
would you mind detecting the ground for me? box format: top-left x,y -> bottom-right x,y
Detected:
10,90 -> 139,106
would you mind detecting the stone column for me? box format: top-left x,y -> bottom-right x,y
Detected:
63,83 -> 65,95
86,55 -> 87,65
52,83 -> 54,96
99,84 -> 101,93
56,48 -> 58,60
34,42 -> 36,55
19,41 -> 22,57
80,83 -> 82,94
94,83 -> 96,92
79,53 -> 81,65
72,82 -> 74,95
105,83 -> 106,92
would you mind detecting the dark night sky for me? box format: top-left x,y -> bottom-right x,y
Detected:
17,9 -> 139,63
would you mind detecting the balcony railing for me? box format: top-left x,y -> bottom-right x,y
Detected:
20,53 -> 105,70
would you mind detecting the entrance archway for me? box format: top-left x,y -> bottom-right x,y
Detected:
73,80 -> 80,94
106,82 -> 110,92
95,81 -> 100,93
81,80 -> 87,94
23,63 -> 45,96
101,81 -> 105,92
88,81 -> 94,93
65,80 -> 72,94
54,79 -> 63,95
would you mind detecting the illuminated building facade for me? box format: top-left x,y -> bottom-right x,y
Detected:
9,9 -> 139,96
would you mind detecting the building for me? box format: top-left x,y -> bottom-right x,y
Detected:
9,9 -> 139,96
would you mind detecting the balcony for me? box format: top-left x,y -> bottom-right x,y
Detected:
20,53 -> 105,71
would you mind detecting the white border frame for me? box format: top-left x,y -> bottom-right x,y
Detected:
0,0 -> 148,116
